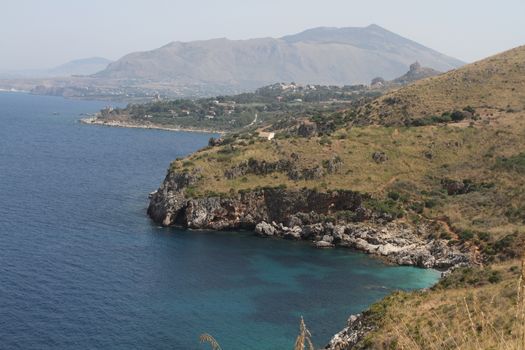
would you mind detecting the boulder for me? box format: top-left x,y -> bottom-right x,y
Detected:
297,121 -> 318,137
314,240 -> 335,248
255,221 -> 276,237
372,151 -> 388,163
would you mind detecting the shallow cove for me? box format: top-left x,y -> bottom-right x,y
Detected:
0,92 -> 440,350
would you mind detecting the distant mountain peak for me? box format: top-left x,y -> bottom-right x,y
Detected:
366,23 -> 386,30
94,25 -> 464,91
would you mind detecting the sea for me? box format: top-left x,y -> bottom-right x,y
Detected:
0,92 -> 440,350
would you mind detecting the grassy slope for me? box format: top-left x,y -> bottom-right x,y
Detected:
344,45 -> 525,350
360,45 -> 525,125
170,46 -> 525,348
357,260 -> 525,349
179,110 -> 525,243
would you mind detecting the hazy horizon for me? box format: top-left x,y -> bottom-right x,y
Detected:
1,0 -> 525,71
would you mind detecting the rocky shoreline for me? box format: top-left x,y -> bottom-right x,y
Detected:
80,116 -> 224,134
147,167 -> 474,349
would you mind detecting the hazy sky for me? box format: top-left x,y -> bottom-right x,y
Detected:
1,0 -> 524,70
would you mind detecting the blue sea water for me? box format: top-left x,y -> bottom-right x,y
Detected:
0,92 -> 440,350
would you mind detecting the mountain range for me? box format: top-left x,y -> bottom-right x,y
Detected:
0,25 -> 464,99
0,57 -> 112,79
95,24 -> 463,89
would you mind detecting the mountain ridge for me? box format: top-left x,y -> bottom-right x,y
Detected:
0,57 -> 112,79
360,45 -> 525,125
94,25 -> 464,88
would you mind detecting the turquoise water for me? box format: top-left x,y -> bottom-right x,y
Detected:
0,92 -> 440,350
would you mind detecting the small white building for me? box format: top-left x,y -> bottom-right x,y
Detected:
258,131 -> 275,140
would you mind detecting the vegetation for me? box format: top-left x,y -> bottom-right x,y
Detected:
172,46 -> 525,349
294,317 -> 315,350
173,110 -> 525,244
361,45 -> 525,125
96,82 -> 380,132
353,260 -> 525,349
199,333 -> 222,350
496,153 -> 525,174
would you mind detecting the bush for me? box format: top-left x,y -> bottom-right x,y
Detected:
477,232 -> 490,241
436,267 -> 502,289
409,202 -> 424,214
450,110 -> 467,121
495,153 -> 525,173
319,135 -> 332,145
458,230 -> 475,241
424,199 -> 437,208
387,191 -> 400,201
463,106 -> 476,114
335,210 -> 358,222
366,198 -> 404,219
488,271 -> 502,284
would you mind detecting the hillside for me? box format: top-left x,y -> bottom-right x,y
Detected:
85,63 -> 441,133
84,82 -> 379,132
360,45 -> 525,125
146,45 -> 525,348
95,25 -> 463,89
48,57 -> 112,76
0,57 -> 112,79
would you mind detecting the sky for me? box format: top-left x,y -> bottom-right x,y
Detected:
1,0 -> 524,70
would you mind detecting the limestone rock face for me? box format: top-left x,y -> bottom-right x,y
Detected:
147,169 -> 200,226
255,221 -> 276,236
148,168 -> 364,229
148,167 -> 475,350
325,313 -> 376,350
148,169 -> 471,269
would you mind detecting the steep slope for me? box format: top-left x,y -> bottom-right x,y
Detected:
360,45 -> 525,125
146,45 -> 525,348
0,57 -> 112,79
95,25 -> 463,89
49,57 -> 112,76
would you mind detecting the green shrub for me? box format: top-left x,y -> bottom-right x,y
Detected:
424,199 -> 437,208
365,198 -> 404,219
463,106 -> 476,114
409,202 -> 424,214
458,230 -> 475,241
450,110 -> 467,121
319,135 -> 332,145
387,191 -> 401,201
436,267 -> 502,289
495,153 -> 525,173
477,232 -> 490,241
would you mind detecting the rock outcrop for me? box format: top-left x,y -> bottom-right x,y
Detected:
148,167 -> 474,350
148,168 -> 471,269
149,179 -> 363,230
254,220 -> 469,268
325,314 -> 376,350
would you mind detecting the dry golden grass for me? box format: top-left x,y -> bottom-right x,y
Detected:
199,333 -> 222,350
294,317 -> 315,350
358,260 -> 525,350
181,47 -> 525,349
363,45 -> 525,125
176,111 -> 525,240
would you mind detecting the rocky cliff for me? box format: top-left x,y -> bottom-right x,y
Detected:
148,168 -> 471,269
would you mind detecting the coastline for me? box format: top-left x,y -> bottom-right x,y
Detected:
80,117 -> 225,135
147,169 -> 475,348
